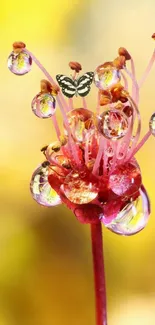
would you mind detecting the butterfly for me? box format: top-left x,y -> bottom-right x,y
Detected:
56,72 -> 94,98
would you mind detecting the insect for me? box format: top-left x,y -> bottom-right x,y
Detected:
56,72 -> 94,98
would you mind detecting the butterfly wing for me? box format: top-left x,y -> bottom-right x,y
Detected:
56,74 -> 76,98
77,72 -> 94,97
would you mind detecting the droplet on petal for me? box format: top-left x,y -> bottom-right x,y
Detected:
94,64 -> 121,90
149,113 -> 155,136
98,109 -> 129,140
105,186 -> 150,236
62,171 -> 98,204
105,146 -> 114,157
109,162 -> 142,197
30,163 -> 61,206
31,93 -> 56,118
65,108 -> 95,142
8,50 -> 32,75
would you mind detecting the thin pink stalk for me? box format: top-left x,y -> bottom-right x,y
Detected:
126,96 -> 141,160
129,130 -> 151,158
138,49 -> 155,88
130,57 -> 139,103
96,92 -> 100,115
52,115 -> 61,139
82,97 -> 87,109
92,136 -> 104,175
120,71 -> 128,90
91,223 -> 107,325
68,98 -> 74,110
123,66 -> 139,105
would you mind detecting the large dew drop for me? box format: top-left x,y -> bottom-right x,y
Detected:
30,162 -> 61,207
98,109 -> 129,140
8,50 -> 32,75
65,108 -> 95,142
62,171 -> 98,204
149,112 -> 155,136
109,162 -> 142,196
105,186 -> 150,236
94,64 -> 121,90
31,93 -> 56,118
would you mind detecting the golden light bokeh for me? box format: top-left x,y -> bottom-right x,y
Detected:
1,0 -> 155,324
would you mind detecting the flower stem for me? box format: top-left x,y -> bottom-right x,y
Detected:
91,223 -> 107,325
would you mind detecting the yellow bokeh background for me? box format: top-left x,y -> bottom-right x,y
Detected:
1,0 -> 155,324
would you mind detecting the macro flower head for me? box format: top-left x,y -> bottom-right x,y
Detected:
8,38 -> 155,236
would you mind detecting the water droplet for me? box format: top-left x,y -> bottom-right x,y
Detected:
31,93 -> 56,118
105,186 -> 150,236
109,161 -> 142,196
65,108 -> 95,142
62,171 -> 98,204
8,50 -> 32,75
149,113 -> 155,136
30,163 -> 61,206
94,64 -> 121,90
98,109 -> 129,140
105,146 -> 114,157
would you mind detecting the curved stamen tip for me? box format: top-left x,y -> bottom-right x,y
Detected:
151,33 -> 155,40
40,79 -> 52,93
118,47 -> 131,60
69,61 -> 82,73
13,41 -> 26,49
40,79 -> 60,96
113,55 -> 126,69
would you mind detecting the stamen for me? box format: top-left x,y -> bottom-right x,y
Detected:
138,49 -> 155,88
130,130 -> 151,158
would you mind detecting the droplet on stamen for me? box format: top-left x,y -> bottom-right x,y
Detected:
30,163 -> 61,206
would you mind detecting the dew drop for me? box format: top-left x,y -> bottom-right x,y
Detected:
98,109 -> 129,140
62,171 -> 98,204
94,64 -> 121,90
31,93 -> 56,118
30,163 -> 61,206
149,112 -> 155,136
105,186 -> 150,236
8,50 -> 32,75
109,161 -> 142,196
65,108 -> 95,142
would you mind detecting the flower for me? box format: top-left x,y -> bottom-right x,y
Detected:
8,36 -> 155,236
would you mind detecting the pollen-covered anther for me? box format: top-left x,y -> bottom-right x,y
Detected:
13,41 -> 26,53
59,135 -> 68,146
118,47 -> 131,60
102,61 -> 114,68
110,83 -> 125,102
151,33 -> 155,40
51,84 -> 60,95
99,89 -> 112,106
40,79 -> 52,93
69,61 -> 82,73
113,56 -> 126,69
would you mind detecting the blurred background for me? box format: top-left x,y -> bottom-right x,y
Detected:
1,0 -> 155,324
